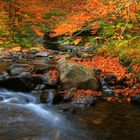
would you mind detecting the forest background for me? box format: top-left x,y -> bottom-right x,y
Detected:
0,0 -> 140,74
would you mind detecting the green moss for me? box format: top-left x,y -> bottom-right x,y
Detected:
119,51 -> 132,66
97,36 -> 140,66
29,48 -> 39,54
102,25 -> 115,38
128,36 -> 140,48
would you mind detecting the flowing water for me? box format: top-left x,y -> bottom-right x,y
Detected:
0,89 -> 92,140
1,89 -> 140,140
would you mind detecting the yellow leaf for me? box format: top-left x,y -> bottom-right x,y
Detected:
73,37 -> 82,45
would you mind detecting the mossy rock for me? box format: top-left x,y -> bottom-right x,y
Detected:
58,58 -> 101,90
29,48 -> 39,54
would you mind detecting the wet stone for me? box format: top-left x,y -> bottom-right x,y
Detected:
104,74 -> 118,86
35,84 -> 46,91
72,96 -> 96,107
102,86 -> 114,96
131,94 -> 140,104
40,89 -> 63,105
9,64 -> 34,77
34,52 -> 49,57
63,90 -> 75,101
83,96 -> 96,107
0,72 -> 10,81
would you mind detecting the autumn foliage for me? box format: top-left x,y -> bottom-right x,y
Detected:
0,0 -> 140,104
76,55 -> 131,80
0,0 -> 140,38
52,0 -> 140,36
52,0 -> 116,36
68,54 -> 140,103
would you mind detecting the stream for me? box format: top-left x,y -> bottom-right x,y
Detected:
0,51 -> 140,140
0,89 -> 91,140
0,89 -> 140,140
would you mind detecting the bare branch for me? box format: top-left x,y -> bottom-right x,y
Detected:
120,0 -> 130,36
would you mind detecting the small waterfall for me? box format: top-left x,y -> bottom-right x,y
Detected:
0,89 -> 36,104
0,88 -> 92,140
0,88 -> 61,123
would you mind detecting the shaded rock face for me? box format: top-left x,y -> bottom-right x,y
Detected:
43,33 -> 59,50
0,75 -> 42,92
0,61 -> 58,91
58,59 -> 100,90
0,64 -> 40,91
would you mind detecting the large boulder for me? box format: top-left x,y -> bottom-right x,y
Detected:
58,58 -> 100,90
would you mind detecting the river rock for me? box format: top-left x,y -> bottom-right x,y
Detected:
102,86 -> 114,96
8,64 -> 34,77
104,74 -> 118,86
0,72 -> 10,81
34,52 -> 49,57
58,58 -> 100,90
0,62 -> 59,91
82,96 -> 96,107
35,84 -> 46,90
0,64 -> 42,91
72,95 -> 96,107
41,72 -> 58,88
131,94 -> 140,104
58,45 -> 93,53
40,89 -> 62,105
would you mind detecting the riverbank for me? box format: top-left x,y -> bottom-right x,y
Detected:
0,47 -> 139,106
